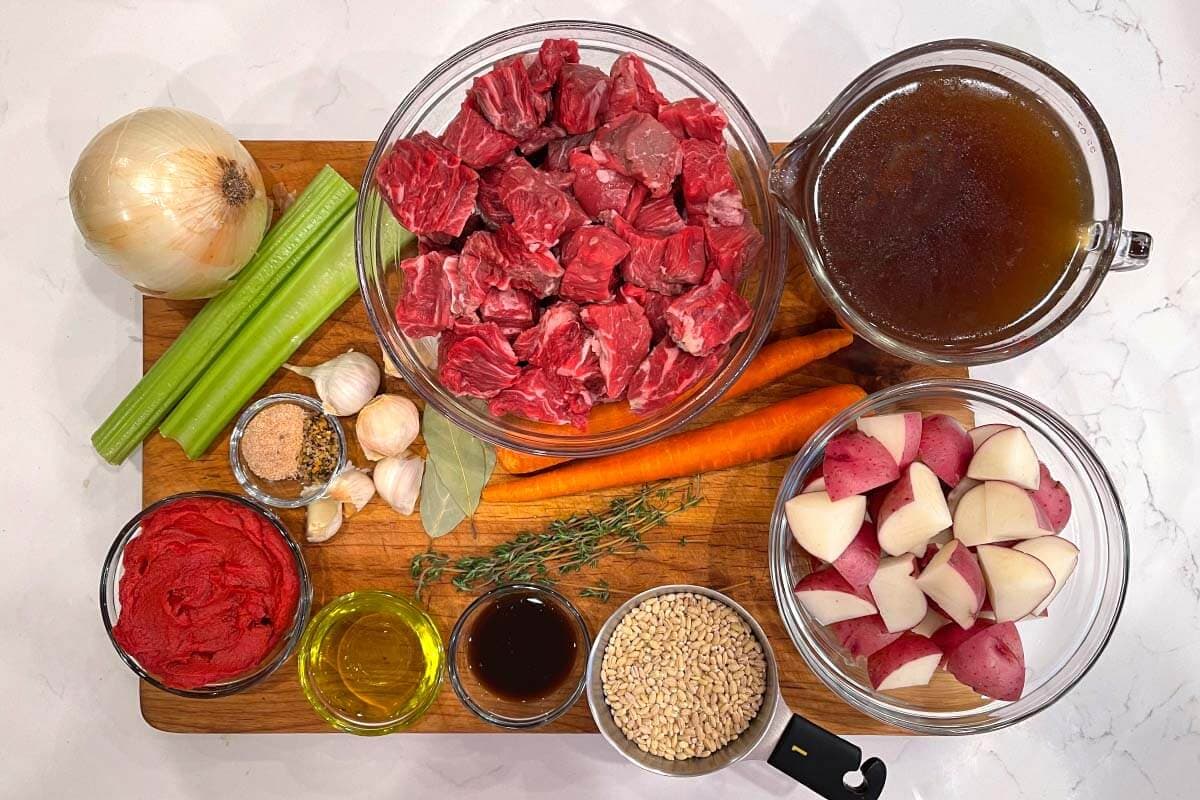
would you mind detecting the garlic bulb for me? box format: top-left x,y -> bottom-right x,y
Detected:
325,466 -> 375,518
285,351 -> 380,416
374,454 -> 424,515
69,108 -> 270,299
356,394 -> 420,461
306,497 -> 343,543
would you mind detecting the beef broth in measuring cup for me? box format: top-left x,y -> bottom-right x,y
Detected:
771,40 -> 1152,365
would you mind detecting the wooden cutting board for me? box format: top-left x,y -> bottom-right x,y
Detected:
138,140 -> 968,734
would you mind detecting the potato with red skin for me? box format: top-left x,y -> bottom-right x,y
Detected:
822,430 -> 900,501
867,632 -> 943,690
875,462 -> 951,556
930,619 -> 995,667
831,520 -> 881,590
830,615 -> 902,658
785,490 -> 867,563
917,413 -> 974,487
794,568 -> 877,625
858,412 -> 922,469
946,621 -> 1026,701
868,554 -> 928,633
1029,462 -> 1072,532
915,540 -> 986,629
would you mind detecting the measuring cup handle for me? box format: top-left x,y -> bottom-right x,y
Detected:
1110,229 -> 1153,272
766,714 -> 886,800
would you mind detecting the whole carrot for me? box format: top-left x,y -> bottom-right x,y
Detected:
483,383 -> 866,503
496,329 -> 854,474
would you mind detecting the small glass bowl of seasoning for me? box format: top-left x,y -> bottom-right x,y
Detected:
297,591 -> 445,735
449,583 -> 590,728
230,393 -> 347,508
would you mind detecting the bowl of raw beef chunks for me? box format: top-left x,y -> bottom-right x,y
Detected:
357,21 -> 786,456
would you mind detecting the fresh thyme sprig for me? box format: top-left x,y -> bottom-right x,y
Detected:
411,479 -> 702,600
579,579 -> 611,603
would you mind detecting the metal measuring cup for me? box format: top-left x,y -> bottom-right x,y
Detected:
586,584 -> 886,799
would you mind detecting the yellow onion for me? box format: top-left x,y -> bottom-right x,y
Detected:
69,108 -> 270,299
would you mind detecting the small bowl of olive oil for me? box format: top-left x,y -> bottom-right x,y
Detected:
297,591 -> 444,735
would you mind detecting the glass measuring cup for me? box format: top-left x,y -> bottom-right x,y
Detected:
586,585 -> 886,799
769,39 -> 1152,366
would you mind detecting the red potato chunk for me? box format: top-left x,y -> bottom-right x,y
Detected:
480,287 -> 538,336
917,413 -> 974,487
581,300 -> 652,400
831,614 -> 902,659
703,218 -> 764,285
568,149 -> 636,219
664,271 -> 752,357
679,138 -> 738,219
626,340 -> 724,415
375,133 -> 479,239
931,619 -> 995,667
560,224 -> 631,304
1029,462 -> 1072,532
527,38 -> 580,92
945,621 -> 1026,701
468,56 -> 549,139
831,520 -> 881,591
658,97 -> 728,142
438,320 -> 521,399
394,252 -> 453,338
591,111 -> 683,197
555,63 -> 611,134
605,52 -> 668,120
867,632 -> 943,690
634,195 -> 686,235
488,366 -> 594,427
823,430 -> 901,501
440,101 -> 519,169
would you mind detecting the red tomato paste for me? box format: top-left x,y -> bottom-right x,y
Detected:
112,497 -> 301,689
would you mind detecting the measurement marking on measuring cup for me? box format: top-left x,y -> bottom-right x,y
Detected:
791,745 -> 809,756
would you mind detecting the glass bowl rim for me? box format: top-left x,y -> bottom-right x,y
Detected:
447,582 -> 591,729
767,377 -> 1129,734
355,18 -> 785,457
777,37 -> 1123,367
229,392 -> 348,509
99,490 -> 313,698
296,589 -> 445,735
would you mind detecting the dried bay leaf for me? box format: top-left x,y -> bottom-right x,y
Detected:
419,461 -> 466,538
419,405 -> 495,537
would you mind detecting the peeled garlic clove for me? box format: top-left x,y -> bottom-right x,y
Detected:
356,394 -> 420,461
285,351 -> 380,416
326,465 -> 375,518
374,454 -> 424,515
382,349 -> 403,379
306,497 -> 343,543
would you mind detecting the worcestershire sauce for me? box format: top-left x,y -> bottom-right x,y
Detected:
466,592 -> 579,701
811,65 -> 1089,346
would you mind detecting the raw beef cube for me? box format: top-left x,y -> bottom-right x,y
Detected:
443,251 -> 494,316
665,272 -> 753,356
477,158 -> 516,227
581,300 -> 652,399
545,131 -> 594,171
481,287 -> 538,336
679,138 -> 738,220
568,149 -> 636,218
498,159 -> 572,249
705,189 -> 747,226
512,302 -> 601,386
555,63 -> 611,134
438,320 -> 521,399
394,252 -> 452,338
661,225 -> 707,286
375,132 -> 479,239
488,366 -> 594,427
563,194 -> 592,233
560,224 -> 630,304
627,340 -> 725,414
460,230 -> 510,291
468,56 -> 549,139
497,224 -> 564,297
518,123 -> 567,155
527,38 -> 580,92
619,284 -> 672,343
704,218 -> 764,285
441,101 -> 519,169
541,169 -> 576,192
591,112 -> 682,197
606,53 -> 668,120
611,214 -> 678,295
623,182 -> 649,221
658,98 -> 728,142
635,196 -> 685,235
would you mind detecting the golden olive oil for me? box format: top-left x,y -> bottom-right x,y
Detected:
298,591 -> 443,734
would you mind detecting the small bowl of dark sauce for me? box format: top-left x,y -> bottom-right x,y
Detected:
449,584 -> 590,728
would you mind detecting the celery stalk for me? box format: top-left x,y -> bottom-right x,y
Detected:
91,166 -> 356,464
160,214 -> 413,458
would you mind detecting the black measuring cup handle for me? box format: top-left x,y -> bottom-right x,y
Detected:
766,715 -> 886,799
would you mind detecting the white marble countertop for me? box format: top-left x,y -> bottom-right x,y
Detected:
3,1 -> 1197,797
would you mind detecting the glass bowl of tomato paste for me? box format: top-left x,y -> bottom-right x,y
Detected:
100,491 -> 312,697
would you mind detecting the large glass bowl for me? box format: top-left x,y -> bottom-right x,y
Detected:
357,20 -> 786,457
769,379 -> 1128,734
